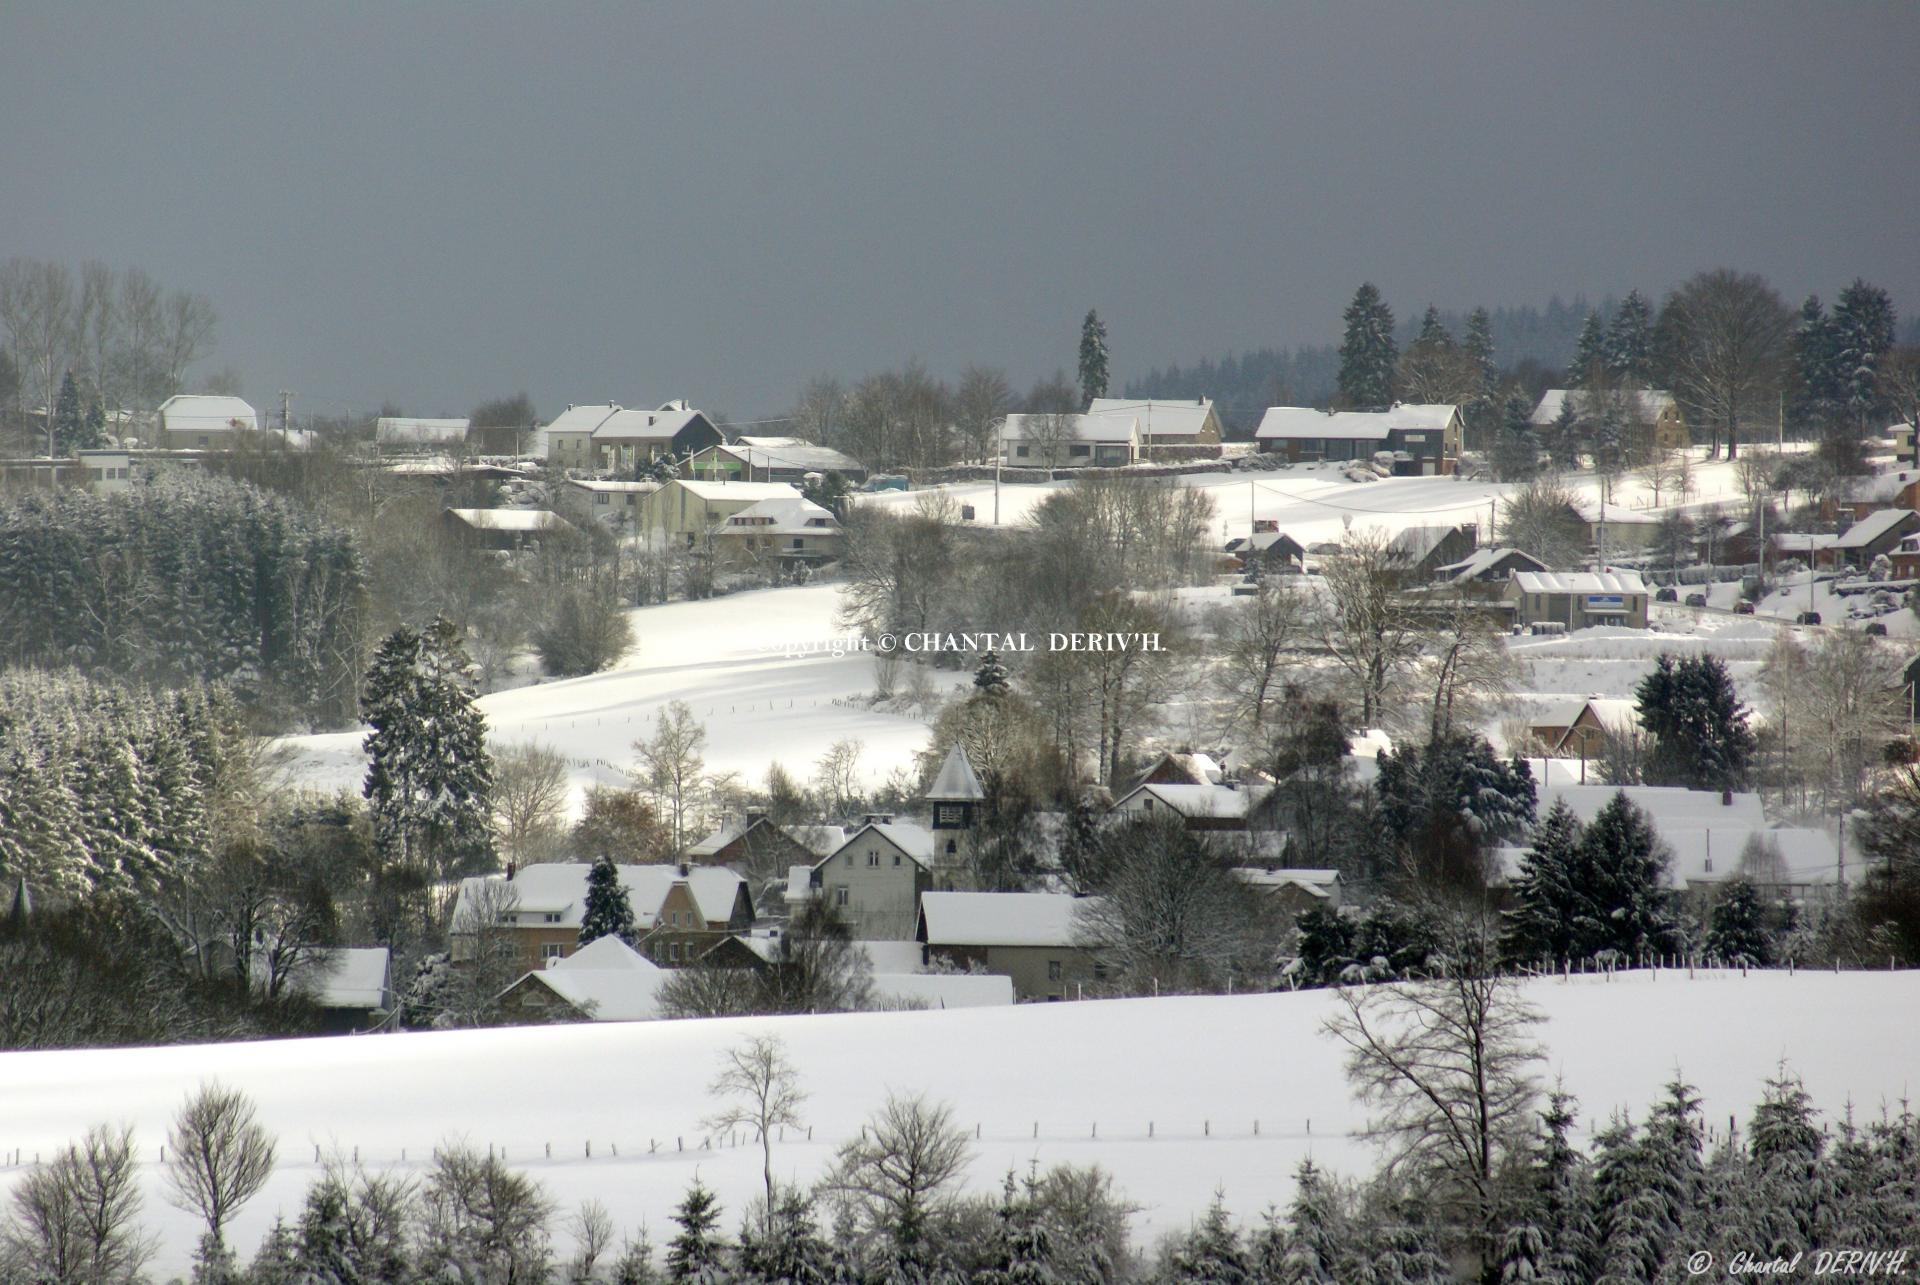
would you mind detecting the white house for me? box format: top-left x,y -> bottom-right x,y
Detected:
155,394 -> 259,449
712,495 -> 842,564
999,413 -> 1138,468
1084,397 -> 1222,448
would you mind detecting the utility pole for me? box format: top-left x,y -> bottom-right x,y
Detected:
279,390 -> 292,436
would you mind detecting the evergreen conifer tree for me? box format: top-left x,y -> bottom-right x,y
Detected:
362,616 -> 495,884
1568,313 -> 1605,388
666,1181 -> 729,1283
580,855 -> 637,946
52,369 -> 85,455
1790,295 -> 1841,435
1502,799 -> 1586,962
1576,792 -> 1678,959
1634,652 -> 1755,791
973,650 -> 1012,696
1414,306 -> 1454,352
1603,291 -> 1654,385
1705,879 -> 1773,964
1277,1161 -> 1339,1284
1170,1191 -> 1248,1283
1337,284 -> 1398,410
1464,308 -> 1497,391
1078,311 -> 1109,408
1830,278 -> 1897,432
738,1187 -> 832,1284
1494,392 -> 1540,482
614,1228 -> 662,1285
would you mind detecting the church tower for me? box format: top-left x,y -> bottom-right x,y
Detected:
924,742 -> 986,875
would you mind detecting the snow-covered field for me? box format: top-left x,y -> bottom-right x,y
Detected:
1510,614 -> 1787,711
274,584 -> 969,808
3,971 -> 1915,1273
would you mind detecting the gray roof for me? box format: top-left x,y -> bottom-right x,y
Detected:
926,743 -> 985,802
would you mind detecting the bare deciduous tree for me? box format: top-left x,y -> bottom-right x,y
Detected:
1325,919 -> 1543,1273
4,1123 -> 155,1284
702,1035 -> 809,1224
1661,269 -> 1791,460
416,1143 -> 554,1283
631,701 -> 710,852
1498,475 -> 1588,570
1417,590 -> 1519,741
164,1082 -> 278,1254
0,257 -> 76,452
1316,526 -> 1422,727
565,1199 -> 615,1283
953,364 -> 1012,464
1214,575 -> 1310,735
829,1092 -> 972,1254
492,742 -> 570,866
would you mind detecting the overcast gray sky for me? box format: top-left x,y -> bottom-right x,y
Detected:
3,2 -> 1915,422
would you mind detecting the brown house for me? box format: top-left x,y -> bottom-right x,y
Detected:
1107,781 -> 1268,832
450,862 -> 754,972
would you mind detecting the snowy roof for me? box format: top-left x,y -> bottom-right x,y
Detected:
1529,389 -> 1677,427
1389,525 -> 1466,562
1112,781 -> 1263,818
1511,570 -> 1647,596
1528,696 -> 1636,731
1436,547 -> 1547,582
511,968 -> 668,1022
871,973 -> 1014,1008
858,940 -> 928,973
376,417 -> 470,445
1000,413 -> 1139,444
786,865 -> 817,903
445,507 -> 569,533
918,892 -> 1096,948
553,935 -> 661,973
1565,496 -> 1660,526
1534,784 -> 1767,832
593,406 -> 706,443
544,403 -> 625,435
1085,397 -> 1214,439
566,478 -> 660,494
926,744 -> 986,802
865,822 -> 935,862
1232,868 -> 1339,899
156,394 -> 258,430
1842,470 -> 1920,504
716,440 -> 866,473
455,863 -> 747,931
1835,508 -> 1917,549
717,496 -> 841,537
306,948 -> 390,1009
1494,824 -> 1837,892
1772,533 -> 1838,553
671,479 -> 804,503
1254,403 -> 1456,441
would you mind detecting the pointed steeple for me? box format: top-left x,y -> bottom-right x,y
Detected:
926,743 -> 985,804
4,878 -> 30,933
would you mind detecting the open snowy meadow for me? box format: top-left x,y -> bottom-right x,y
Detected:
3,970 -> 1915,1274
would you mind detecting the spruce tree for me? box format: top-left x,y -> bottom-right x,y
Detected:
1078,310 -> 1109,408
1337,284 -> 1398,410
1634,652 -> 1755,791
1790,295 -> 1841,435
738,1187 -> 832,1284
1705,879 -> 1773,964
973,649 -> 1012,696
83,396 -> 107,449
1502,799 -> 1585,962
1602,291 -> 1653,385
580,855 -> 637,946
52,369 -> 85,455
1830,278 -> 1897,432
1414,305 -> 1454,352
1277,1161 -> 1339,1284
1493,392 -> 1539,482
362,616 -> 496,884
1568,313 -> 1605,388
1170,1191 -> 1247,1283
1576,792 -> 1678,959
666,1180 -> 729,1283
614,1228 -> 662,1285
1463,308 -> 1497,392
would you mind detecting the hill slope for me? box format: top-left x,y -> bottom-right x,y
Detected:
2,970 -> 1915,1273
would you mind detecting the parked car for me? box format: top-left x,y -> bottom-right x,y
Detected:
1655,587 -> 1679,602
1684,592 -> 1708,607
1733,600 -> 1756,615
1796,611 -> 1822,625
1865,621 -> 1889,636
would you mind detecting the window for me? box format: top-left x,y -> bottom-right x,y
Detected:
1015,445 -> 1029,458
543,913 -> 562,924
835,886 -> 849,907
1047,960 -> 1063,981
1093,964 -> 1109,981
1070,444 -> 1090,458
936,804 -> 963,826
868,852 -> 880,866
596,492 -> 609,505
542,944 -> 565,960
892,853 -> 901,866
945,839 -> 957,855
791,538 -> 803,549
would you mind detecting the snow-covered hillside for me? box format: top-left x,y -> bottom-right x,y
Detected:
273,584 -> 968,808
3,971 -> 1915,1273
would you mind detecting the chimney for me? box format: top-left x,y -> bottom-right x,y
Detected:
745,810 -> 769,827
1721,789 -> 1733,806
505,860 -> 517,880
677,861 -> 691,878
